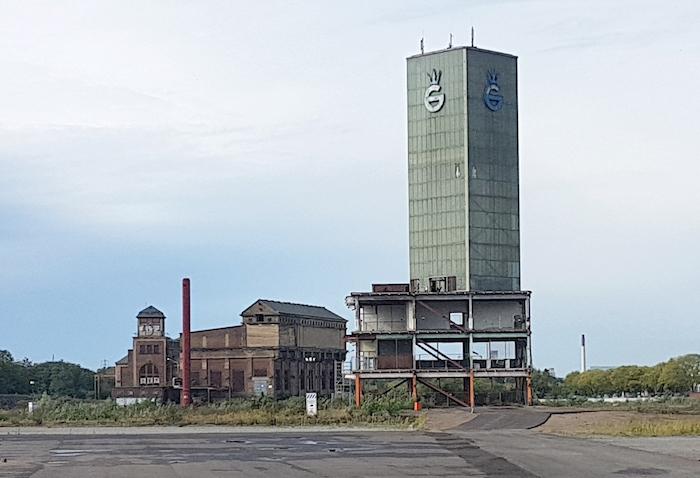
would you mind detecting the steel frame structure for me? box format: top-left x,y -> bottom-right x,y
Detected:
345,290 -> 532,409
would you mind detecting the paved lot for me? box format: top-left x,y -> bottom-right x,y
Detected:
1,428 -> 699,477
454,407 -> 551,431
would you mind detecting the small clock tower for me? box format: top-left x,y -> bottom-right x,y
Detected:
137,306 -> 165,338
132,305 -> 168,388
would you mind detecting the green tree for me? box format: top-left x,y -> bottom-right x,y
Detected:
31,361 -> 95,398
563,371 -> 581,395
641,364 -> 663,394
610,366 -> 644,394
658,359 -> 691,393
0,359 -> 30,394
532,368 -> 563,398
0,350 -> 13,363
676,354 -> 700,391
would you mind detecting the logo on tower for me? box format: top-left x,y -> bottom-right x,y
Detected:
424,69 -> 445,113
483,70 -> 503,112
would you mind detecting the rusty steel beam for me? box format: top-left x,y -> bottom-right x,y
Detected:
378,378 -> 410,397
416,341 -> 467,371
417,377 -> 470,408
469,369 -> 475,410
411,374 -> 418,404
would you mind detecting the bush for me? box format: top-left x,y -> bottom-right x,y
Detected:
0,395 -> 419,428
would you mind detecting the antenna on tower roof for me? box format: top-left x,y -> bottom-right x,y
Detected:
448,33 -> 453,49
471,26 -> 475,47
420,36 -> 424,54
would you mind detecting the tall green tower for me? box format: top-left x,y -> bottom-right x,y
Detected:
407,47 -> 520,292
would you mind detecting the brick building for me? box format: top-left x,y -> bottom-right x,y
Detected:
112,300 -> 347,403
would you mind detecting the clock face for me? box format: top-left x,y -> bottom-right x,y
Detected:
139,321 -> 162,337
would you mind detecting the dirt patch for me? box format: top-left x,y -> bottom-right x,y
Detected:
424,408 -> 476,431
537,411 -> 700,437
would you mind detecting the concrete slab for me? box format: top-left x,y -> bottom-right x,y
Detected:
453,407 -> 551,431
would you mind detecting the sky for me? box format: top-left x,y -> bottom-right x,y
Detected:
1,1 -> 698,376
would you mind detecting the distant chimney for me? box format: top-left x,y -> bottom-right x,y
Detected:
181,278 -> 191,407
580,334 -> 587,373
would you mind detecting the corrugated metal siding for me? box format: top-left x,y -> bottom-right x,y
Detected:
407,49 -> 468,291
466,49 -> 520,291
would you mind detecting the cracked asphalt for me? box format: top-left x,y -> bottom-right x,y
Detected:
1,409 -> 698,478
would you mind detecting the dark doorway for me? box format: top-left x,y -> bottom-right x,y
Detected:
231,369 -> 245,393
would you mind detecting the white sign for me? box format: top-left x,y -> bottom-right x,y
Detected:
424,69 -> 445,113
305,392 -> 317,416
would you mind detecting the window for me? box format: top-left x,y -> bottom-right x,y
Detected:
139,363 -> 160,386
255,314 -> 264,322
154,344 -> 160,354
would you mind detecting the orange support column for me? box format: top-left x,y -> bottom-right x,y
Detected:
469,369 -> 475,411
354,375 -> 362,408
412,374 -> 421,411
526,374 -> 533,406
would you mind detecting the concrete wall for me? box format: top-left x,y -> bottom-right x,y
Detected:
466,49 -> 520,291
472,300 -> 525,330
191,326 -> 245,349
246,324 -> 280,347
415,300 -> 469,330
407,48 -> 468,291
296,325 -> 344,349
360,304 -> 407,332
407,47 -> 521,293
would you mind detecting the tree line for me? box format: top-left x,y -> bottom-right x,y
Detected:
533,354 -> 700,399
0,350 -> 96,398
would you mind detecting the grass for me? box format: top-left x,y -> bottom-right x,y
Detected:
537,397 -> 700,415
0,395 -> 421,428
588,417 -> 700,437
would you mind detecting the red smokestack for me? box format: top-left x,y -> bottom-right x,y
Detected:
181,278 -> 191,407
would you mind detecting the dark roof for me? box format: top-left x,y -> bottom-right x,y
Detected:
115,355 -> 129,365
137,305 -> 165,318
244,299 -> 346,322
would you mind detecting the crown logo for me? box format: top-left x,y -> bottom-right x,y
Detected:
487,69 -> 499,85
427,69 -> 442,86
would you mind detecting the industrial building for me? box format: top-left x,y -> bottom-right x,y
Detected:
112,300 -> 347,403
345,45 -> 532,407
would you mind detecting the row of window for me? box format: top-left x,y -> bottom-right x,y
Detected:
249,315 -> 343,329
139,344 -> 161,354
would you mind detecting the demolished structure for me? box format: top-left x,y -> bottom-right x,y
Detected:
345,45 -> 532,408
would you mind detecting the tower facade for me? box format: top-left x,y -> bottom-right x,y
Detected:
407,47 -> 520,292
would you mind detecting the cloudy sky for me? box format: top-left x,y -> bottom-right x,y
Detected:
1,1 -> 698,375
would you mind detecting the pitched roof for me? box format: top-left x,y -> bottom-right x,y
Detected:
242,299 -> 346,322
137,305 -> 165,318
115,355 -> 129,365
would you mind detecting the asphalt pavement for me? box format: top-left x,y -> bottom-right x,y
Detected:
1,408 -> 699,477
454,407 -> 551,431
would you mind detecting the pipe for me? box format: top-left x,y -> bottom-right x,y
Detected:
181,278 -> 191,407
